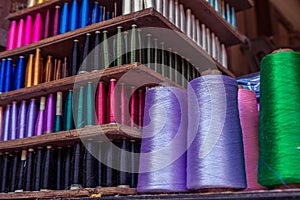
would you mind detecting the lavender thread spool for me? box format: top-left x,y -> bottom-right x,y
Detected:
187,75 -> 246,190
137,86 -> 187,193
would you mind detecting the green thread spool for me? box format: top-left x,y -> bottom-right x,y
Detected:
117,26 -> 123,66
137,28 -> 143,63
130,24 -> 137,63
103,31 -> 110,68
76,86 -> 85,128
146,34 -> 152,69
64,90 -> 74,131
86,82 -> 95,126
154,38 -> 159,73
258,50 -> 300,188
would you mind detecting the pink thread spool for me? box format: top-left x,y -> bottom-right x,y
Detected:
7,20 -> 17,50
32,13 -> 43,43
238,89 -> 265,190
24,15 -> 33,45
16,19 -> 25,48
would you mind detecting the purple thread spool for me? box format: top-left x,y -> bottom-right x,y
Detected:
26,99 -> 37,138
137,86 -> 187,193
187,75 -> 246,190
44,93 -> 55,134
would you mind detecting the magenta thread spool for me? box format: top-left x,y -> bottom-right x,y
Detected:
238,89 -> 265,190
16,19 -> 25,48
32,13 -> 43,42
137,87 -> 188,193
7,20 -> 17,50
43,9 -> 51,39
24,15 -> 33,45
52,6 -> 60,36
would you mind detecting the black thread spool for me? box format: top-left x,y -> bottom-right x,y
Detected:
96,142 -> 104,187
71,142 -> 82,189
0,153 -> 3,191
1,152 -> 9,193
24,148 -> 34,191
83,141 -> 96,188
9,152 -> 19,193
71,39 -> 80,76
15,150 -> 27,192
41,145 -> 53,191
80,33 -> 92,73
56,147 -> 63,190
118,139 -> 130,188
129,140 -> 139,188
64,145 -> 72,190
104,141 -> 114,187
33,147 -> 43,191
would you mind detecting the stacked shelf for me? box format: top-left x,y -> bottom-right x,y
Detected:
1,0 -> 255,199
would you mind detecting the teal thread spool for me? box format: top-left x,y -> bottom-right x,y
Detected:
258,50 -> 300,188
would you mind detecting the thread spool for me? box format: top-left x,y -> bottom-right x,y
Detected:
1,152 -> 9,193
24,15 -> 32,45
133,0 -> 143,12
187,75 -> 246,190
14,56 -> 26,90
26,99 -> 37,137
64,145 -> 72,189
103,30 -> 110,68
96,81 -> 106,125
84,141 -> 96,188
56,147 -> 63,190
75,86 -> 85,128
108,79 -> 118,123
258,50 -> 300,188
16,19 -> 25,48
92,2 -> 100,24
0,59 -> 6,92
71,142 -> 82,189
71,40 -> 80,76
44,56 -> 53,82
62,57 -> 68,78
15,150 -> 27,192
130,87 -> 137,128
35,96 -> 46,136
4,58 -> 13,92
117,26 -> 123,66
137,87 -> 187,193
64,90 -> 74,131
33,147 -> 43,191
33,48 -> 41,85
25,148 -> 34,191
41,145 -> 53,191
10,101 -> 18,140
120,83 -> 128,125
80,33 -> 92,73
238,89 -> 265,190
0,107 -> 3,140
27,0 -> 36,7
93,31 -> 101,71
86,82 -> 95,126
104,141 -> 114,187
96,142 -> 104,187
43,9 -> 50,39
25,54 -> 34,87
79,0 -> 91,28
52,6 -> 60,36
7,21 -> 17,50
118,139 -> 130,188
2,104 -> 11,141
44,93 -> 55,134
55,91 -> 63,132
32,13 -> 42,43
59,3 -> 69,34
9,152 -> 19,192
69,0 -> 79,31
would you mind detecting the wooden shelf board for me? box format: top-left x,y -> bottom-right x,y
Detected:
177,0 -> 246,45
0,187 -> 136,199
0,123 -> 141,151
227,0 -> 254,12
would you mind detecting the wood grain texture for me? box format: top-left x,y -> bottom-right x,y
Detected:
0,187 -> 137,199
0,123 -> 141,151
227,0 -> 254,12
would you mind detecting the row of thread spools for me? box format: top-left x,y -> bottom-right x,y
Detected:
0,79 -> 145,141
0,141 -> 140,193
7,0 -> 229,69
0,25 -> 207,93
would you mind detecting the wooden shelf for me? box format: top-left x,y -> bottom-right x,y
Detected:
178,0 -> 246,45
0,123 -> 141,151
227,0 -> 254,12
0,63 -> 181,106
0,187 -> 136,199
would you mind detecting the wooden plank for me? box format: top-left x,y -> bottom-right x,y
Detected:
226,0 -> 254,12
0,124 -> 141,151
0,64 -> 182,106
0,187 -> 137,199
